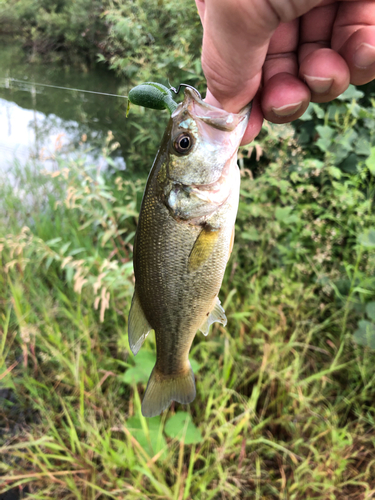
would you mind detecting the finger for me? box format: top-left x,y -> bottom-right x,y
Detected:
199,0 -> 274,113
332,2 -> 375,86
261,21 -> 311,123
299,48 -> 350,103
195,0 -> 205,22
267,0 -> 327,23
298,2 -> 339,61
295,3 -> 350,102
196,0 -> 323,115
261,72 -> 311,123
263,20 -> 299,82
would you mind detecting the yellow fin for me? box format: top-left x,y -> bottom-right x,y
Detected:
142,364 -> 196,417
128,290 -> 152,355
188,227 -> 220,272
199,297 -> 227,336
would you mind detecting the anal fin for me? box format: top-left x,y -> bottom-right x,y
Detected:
128,290 -> 152,355
199,297 -> 227,336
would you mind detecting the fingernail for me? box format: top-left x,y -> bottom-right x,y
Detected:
304,75 -> 333,94
354,43 -> 375,69
272,101 -> 302,117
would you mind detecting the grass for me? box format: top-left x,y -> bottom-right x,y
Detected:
1,92 -> 375,499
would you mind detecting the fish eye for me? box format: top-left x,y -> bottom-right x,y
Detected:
173,133 -> 193,154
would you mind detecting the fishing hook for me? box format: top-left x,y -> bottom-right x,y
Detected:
169,84 -> 201,99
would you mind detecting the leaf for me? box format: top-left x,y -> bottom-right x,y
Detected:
355,137 -> 371,157
339,129 -> 358,153
316,125 -> 334,152
366,302 -> 375,322
101,227 -> 117,246
70,247 -> 87,256
327,103 -> 347,121
365,147 -> 375,175
299,103 -> 313,121
164,412 -> 203,445
336,85 -> 364,101
46,237 -> 62,247
241,227 -> 260,241
312,103 -> 325,119
358,229 -> 375,248
106,157 -> 119,168
59,242 -> 72,255
190,358 -> 201,373
303,159 -> 324,171
122,350 -> 155,385
125,415 -> 167,458
45,256 -> 54,270
327,166 -> 342,180
340,153 -> 358,174
275,207 -> 299,225
353,320 -> 375,349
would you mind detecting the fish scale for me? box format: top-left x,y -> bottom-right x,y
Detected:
128,88 -> 250,417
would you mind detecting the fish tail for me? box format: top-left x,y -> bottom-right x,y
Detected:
141,364 -> 196,418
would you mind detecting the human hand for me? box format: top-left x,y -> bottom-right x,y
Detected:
196,0 -> 375,144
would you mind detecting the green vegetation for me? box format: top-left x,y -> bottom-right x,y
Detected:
1,84 -> 375,498
1,0 -> 375,497
0,0 -> 203,85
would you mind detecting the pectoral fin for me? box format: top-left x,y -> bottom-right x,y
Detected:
188,226 -> 220,272
128,290 -> 152,355
199,297 -> 227,336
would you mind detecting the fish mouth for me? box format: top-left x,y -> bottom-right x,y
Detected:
172,87 -> 251,133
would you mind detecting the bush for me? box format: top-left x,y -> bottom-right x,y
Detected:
0,0 -> 204,80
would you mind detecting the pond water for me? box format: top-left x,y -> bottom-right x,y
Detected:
0,41 -> 146,174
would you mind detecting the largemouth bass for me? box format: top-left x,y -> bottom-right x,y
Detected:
128,88 -> 249,417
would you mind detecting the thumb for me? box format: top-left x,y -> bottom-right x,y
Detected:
197,0 -> 324,113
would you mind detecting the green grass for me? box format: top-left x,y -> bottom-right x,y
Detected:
1,91 -> 375,499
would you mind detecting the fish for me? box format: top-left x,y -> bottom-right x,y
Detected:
128,87 -> 250,417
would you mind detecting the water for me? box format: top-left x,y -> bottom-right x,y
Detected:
0,41 -> 142,173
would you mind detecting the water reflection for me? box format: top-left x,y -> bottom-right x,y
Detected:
0,41 -> 132,172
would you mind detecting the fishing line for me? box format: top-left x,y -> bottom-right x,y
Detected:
0,77 -> 129,99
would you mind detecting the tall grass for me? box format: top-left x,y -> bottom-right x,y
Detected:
1,89 -> 375,499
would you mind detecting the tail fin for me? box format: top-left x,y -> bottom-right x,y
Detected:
141,364 -> 196,417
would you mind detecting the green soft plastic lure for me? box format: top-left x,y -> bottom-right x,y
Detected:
128,81 -> 202,115
128,82 -> 178,115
